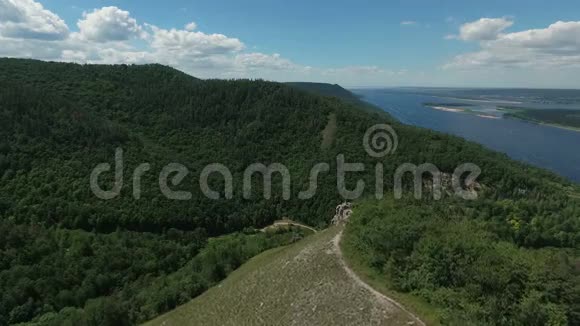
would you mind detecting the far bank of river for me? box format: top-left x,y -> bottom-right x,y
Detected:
355,89 -> 580,183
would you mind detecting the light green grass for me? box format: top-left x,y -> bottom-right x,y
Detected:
320,113 -> 337,150
144,226 -> 417,326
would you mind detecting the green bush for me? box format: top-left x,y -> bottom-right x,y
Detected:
344,198 -> 579,325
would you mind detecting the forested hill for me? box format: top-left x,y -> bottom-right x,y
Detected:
285,82 -> 362,103
0,58 -> 579,325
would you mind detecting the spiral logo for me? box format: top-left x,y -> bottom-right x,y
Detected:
363,124 -> 398,158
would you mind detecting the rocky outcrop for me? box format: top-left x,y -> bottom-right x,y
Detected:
422,172 -> 482,199
331,202 -> 353,225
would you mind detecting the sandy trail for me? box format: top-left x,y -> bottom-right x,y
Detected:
262,220 -> 318,233
147,226 -> 426,326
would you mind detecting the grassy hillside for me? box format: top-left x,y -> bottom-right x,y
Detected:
1,58 -> 579,325
145,226 -> 421,326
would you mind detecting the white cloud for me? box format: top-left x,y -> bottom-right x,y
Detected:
401,21 -> 417,26
234,53 -> 295,71
184,22 -> 197,31
445,19 -> 580,70
0,0 -> 69,40
450,17 -> 513,41
0,1 -> 404,85
60,49 -> 88,62
94,48 -> 150,64
0,37 -> 63,59
148,25 -> 244,58
496,21 -> 580,50
78,6 -> 142,42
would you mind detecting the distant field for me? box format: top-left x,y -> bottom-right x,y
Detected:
500,107 -> 580,130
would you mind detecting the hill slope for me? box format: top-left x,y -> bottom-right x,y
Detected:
285,82 -> 361,103
286,82 -> 385,115
1,59 -> 579,325
342,198 -> 580,325
145,226 -> 422,326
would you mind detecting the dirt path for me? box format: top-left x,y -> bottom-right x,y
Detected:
261,220 -> 318,233
333,230 -> 426,326
146,226 -> 421,326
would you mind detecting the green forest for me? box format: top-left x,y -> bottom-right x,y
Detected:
501,107 -> 580,130
343,198 -> 580,325
0,58 -> 579,325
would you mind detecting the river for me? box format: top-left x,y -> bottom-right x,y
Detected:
354,88 -> 580,183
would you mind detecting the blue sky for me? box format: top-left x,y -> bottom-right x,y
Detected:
3,0 -> 580,87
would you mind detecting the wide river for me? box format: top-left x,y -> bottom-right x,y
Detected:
354,89 -> 580,183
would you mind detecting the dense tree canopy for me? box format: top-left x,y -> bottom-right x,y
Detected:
0,58 -> 578,325
343,198 -> 580,325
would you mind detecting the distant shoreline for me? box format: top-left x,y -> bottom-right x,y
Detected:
503,114 -> 580,132
477,114 -> 500,119
430,106 -> 464,112
441,96 -> 523,105
505,115 -> 580,132
424,103 -> 580,130
424,104 -> 501,119
499,107 -> 580,133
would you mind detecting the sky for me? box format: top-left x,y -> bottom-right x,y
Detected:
2,0 -> 580,88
